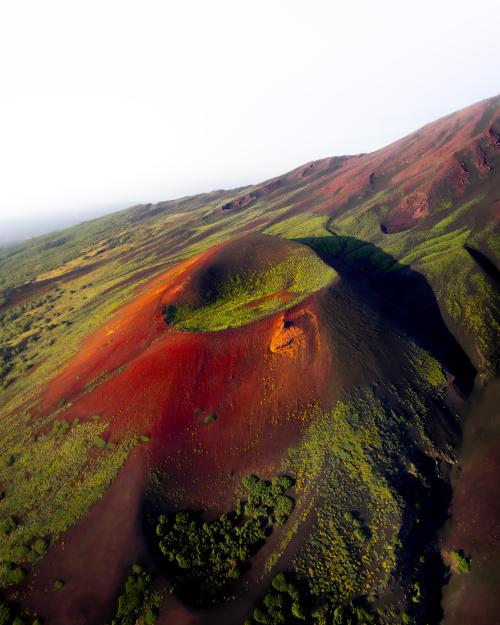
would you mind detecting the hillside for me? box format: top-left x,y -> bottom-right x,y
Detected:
0,96 -> 498,625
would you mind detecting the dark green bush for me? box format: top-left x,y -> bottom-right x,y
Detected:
274,496 -> 294,525
111,566 -> 151,625
156,475 -> 294,602
33,538 -> 48,556
0,517 -> 18,535
4,566 -> 26,585
253,607 -> 271,624
271,573 -> 288,593
11,543 -> 29,560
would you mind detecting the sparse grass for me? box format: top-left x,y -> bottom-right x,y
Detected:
283,397 -> 402,601
0,419 -> 133,587
408,344 -> 447,391
263,213 -> 329,239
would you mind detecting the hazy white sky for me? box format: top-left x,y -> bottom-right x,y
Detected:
0,0 -> 499,221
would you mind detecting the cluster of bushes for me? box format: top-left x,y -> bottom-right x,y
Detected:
247,573 -> 306,624
244,573 -> 378,625
111,564 -> 155,625
0,347 -> 15,390
156,475 -> 294,602
13,538 -> 48,563
0,536 -> 48,587
0,599 -> 41,625
242,475 -> 294,525
0,563 -> 25,587
0,285 -> 68,389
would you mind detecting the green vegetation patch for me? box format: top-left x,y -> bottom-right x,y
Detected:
245,571 -> 381,625
322,191 -> 499,369
111,564 -> 154,625
156,475 -> 294,603
283,397 -> 404,601
450,549 -> 471,573
263,213 -> 329,239
164,248 -> 336,332
0,419 -> 133,588
0,597 -> 42,625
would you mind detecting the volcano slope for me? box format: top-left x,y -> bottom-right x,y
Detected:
0,96 -> 498,625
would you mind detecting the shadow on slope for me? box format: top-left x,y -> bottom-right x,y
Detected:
464,244 -> 500,286
297,234 -> 476,394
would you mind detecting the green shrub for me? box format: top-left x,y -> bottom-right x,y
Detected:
271,573 -> 288,593
291,600 -> 306,619
54,579 -> 64,589
242,474 -> 259,490
0,604 -> 11,625
263,592 -> 284,610
0,517 -> 18,535
270,476 -> 293,495
11,543 -> 30,560
411,581 -> 422,603
274,496 -> 294,525
33,538 -> 48,556
144,606 -> 158,625
111,566 -> 151,625
450,549 -> 471,573
253,608 -> 271,624
202,413 -> 218,424
2,564 -> 26,585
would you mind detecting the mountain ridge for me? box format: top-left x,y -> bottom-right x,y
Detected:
0,95 -> 498,625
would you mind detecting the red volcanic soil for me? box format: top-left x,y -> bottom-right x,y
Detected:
19,447 -> 149,625
23,235 -> 344,624
441,378 -> 500,625
252,96 -> 499,232
39,235 -> 339,508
